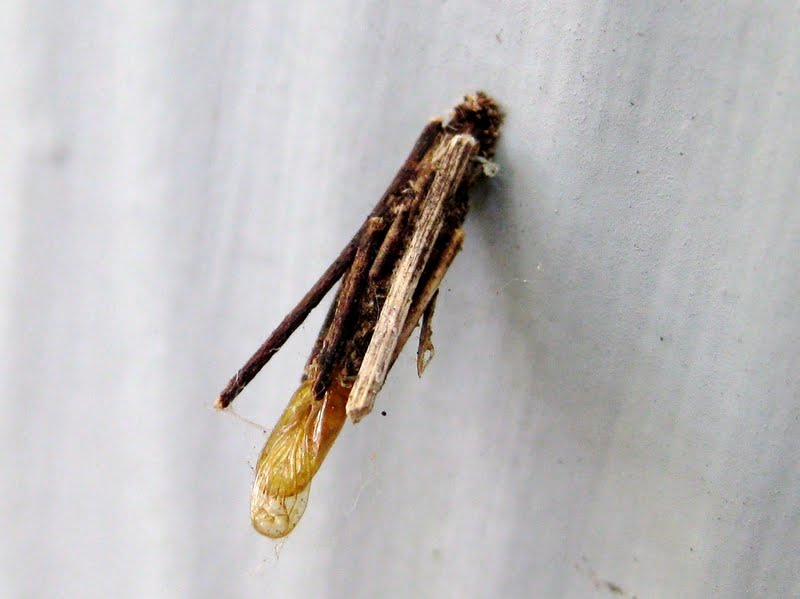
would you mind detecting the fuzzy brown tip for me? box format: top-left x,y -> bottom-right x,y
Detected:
447,92 -> 504,158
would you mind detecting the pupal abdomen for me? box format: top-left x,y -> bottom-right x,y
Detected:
250,380 -> 349,537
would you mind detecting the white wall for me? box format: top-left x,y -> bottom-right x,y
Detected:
1,2 -> 798,597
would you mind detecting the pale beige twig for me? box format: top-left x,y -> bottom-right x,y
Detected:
346,134 -> 478,422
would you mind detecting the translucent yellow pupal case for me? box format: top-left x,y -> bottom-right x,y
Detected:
250,380 -> 349,537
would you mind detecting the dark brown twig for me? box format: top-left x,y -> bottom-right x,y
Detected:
312,217 -> 384,399
215,119 -> 445,409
